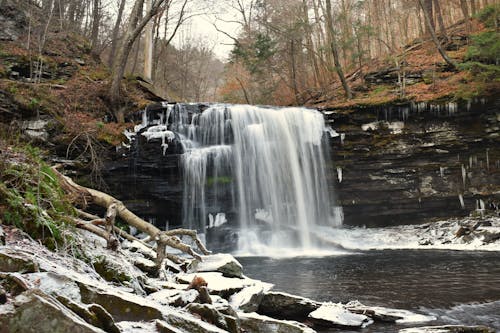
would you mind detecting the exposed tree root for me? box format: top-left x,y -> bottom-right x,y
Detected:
53,167 -> 211,268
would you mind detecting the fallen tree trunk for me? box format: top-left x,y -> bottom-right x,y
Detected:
53,167 -> 210,267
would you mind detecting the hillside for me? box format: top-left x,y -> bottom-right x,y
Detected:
306,12 -> 499,110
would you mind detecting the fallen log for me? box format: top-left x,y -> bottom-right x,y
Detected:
52,167 -> 211,267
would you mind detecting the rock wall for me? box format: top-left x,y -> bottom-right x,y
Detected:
326,98 -> 499,226
103,99 -> 500,231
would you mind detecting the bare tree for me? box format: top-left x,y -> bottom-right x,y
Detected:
109,0 -> 169,122
108,0 -> 127,66
325,0 -> 352,99
418,0 -> 456,69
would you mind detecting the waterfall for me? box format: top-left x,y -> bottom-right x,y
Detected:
136,103 -> 339,252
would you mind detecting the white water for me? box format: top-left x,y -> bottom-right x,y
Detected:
138,103 -> 339,253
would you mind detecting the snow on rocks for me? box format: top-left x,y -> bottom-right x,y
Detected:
188,253 -> 243,278
24,272 -> 82,302
399,325 -> 495,333
176,272 -> 273,297
0,289 -> 106,333
229,282 -> 272,312
308,302 -> 374,328
346,300 -> 436,323
258,291 -> 321,319
239,312 -> 317,333
148,288 -> 199,307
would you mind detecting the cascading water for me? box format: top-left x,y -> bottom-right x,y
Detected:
133,103 -> 340,253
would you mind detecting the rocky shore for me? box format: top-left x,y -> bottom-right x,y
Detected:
1,222 -> 496,333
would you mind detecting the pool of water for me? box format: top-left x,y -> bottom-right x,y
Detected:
238,250 -> 500,331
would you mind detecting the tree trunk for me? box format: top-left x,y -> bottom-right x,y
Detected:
422,0 -> 435,36
109,0 -> 166,122
325,0 -> 352,99
53,167 -> 210,267
108,0 -> 127,67
418,0 -> 457,69
434,0 -> 447,40
459,0 -> 472,34
90,0 -> 100,52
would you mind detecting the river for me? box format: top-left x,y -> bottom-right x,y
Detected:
239,249 -> 500,332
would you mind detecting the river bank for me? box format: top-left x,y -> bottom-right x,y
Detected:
1,215 -> 498,333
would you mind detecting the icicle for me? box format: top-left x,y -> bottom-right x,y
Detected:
479,199 -> 485,218
486,149 -> 490,171
337,167 -> 343,183
439,166 -> 445,178
461,164 -> 467,188
458,194 -> 465,209
469,156 -> 473,169
340,133 -> 345,145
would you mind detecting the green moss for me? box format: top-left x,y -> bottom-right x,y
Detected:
458,62 -> 500,82
93,256 -> 132,283
474,4 -> 500,29
0,142 -> 76,247
465,31 -> 500,65
206,176 -> 232,187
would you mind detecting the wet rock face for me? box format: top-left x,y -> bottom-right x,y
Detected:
325,99 -> 500,226
104,99 -> 499,234
0,289 -> 105,333
0,0 -> 27,41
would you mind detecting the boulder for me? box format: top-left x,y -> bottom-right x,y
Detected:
188,254 -> 243,278
147,288 -> 199,307
116,321 -> 162,333
258,291 -> 321,319
162,311 -> 229,333
399,325 -> 495,333
0,249 -> 38,273
186,303 -> 241,333
0,289 -> 105,333
177,272 -> 272,298
79,283 -> 163,322
239,312 -> 316,333
346,301 -> 436,323
56,296 -> 120,333
155,320 -> 184,333
133,256 -> 158,276
91,255 -> 133,284
24,272 -> 81,302
308,303 -> 373,328
230,284 -> 270,312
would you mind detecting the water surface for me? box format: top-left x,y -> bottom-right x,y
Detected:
238,250 -> 500,331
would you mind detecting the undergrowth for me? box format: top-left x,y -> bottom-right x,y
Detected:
0,137 -> 76,249
459,5 -> 500,82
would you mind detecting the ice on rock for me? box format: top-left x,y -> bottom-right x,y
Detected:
399,325 -> 494,333
239,312 -> 317,333
147,289 -> 199,307
208,213 -> 227,229
346,301 -> 436,323
229,283 -> 272,312
308,303 -> 373,328
177,272 -> 273,295
188,253 -> 243,278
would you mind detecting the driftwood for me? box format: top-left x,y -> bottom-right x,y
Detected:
53,167 -> 211,267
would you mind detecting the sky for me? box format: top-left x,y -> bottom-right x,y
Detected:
171,2 -> 242,60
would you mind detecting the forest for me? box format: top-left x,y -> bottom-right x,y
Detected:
6,0 -> 498,110
0,0 -> 500,332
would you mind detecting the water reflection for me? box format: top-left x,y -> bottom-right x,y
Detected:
238,250 -> 500,330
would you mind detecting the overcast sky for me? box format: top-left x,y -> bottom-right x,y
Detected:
174,4 -> 241,60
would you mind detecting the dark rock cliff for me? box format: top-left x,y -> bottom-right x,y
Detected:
326,98 -> 499,227
103,100 -> 499,232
